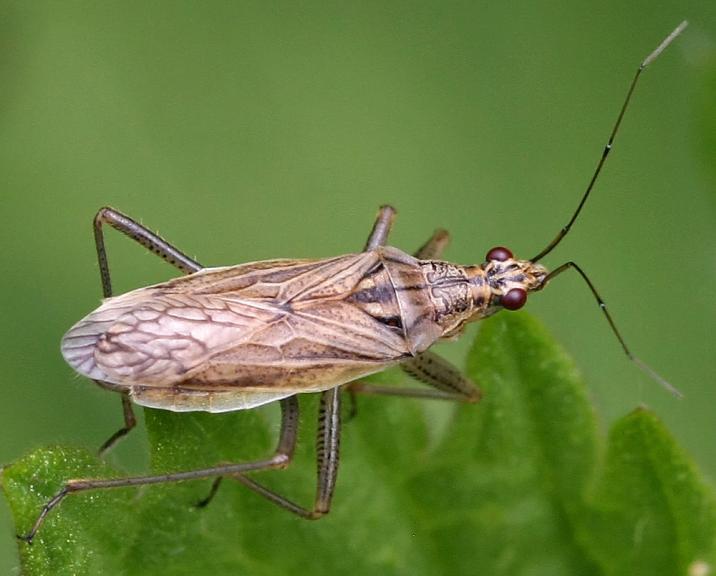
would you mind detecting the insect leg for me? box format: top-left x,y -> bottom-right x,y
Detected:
219,387 -> 342,519
195,477 -> 224,508
96,393 -> 136,456
413,228 -> 450,260
363,205 -> 396,250
314,386 -> 341,514
346,351 -> 482,403
93,206 -> 202,298
17,396 -> 300,544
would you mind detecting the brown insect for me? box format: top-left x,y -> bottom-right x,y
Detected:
19,21 -> 686,543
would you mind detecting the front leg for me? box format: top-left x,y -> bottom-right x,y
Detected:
413,228 -> 450,260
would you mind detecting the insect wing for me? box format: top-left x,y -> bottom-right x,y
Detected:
61,252 -> 410,411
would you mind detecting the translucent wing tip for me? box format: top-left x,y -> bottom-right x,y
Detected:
61,319 -> 110,381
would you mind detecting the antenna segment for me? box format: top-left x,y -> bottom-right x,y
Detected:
530,21 -> 688,263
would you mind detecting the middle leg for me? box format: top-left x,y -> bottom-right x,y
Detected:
364,205 -> 396,250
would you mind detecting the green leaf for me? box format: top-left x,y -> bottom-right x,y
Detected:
3,313 -> 715,575
1,446 -> 135,574
406,311 -> 602,576
587,409 -> 716,575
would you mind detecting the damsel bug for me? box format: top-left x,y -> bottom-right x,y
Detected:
19,21 -> 686,543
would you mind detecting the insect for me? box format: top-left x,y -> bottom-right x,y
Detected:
19,21 -> 686,543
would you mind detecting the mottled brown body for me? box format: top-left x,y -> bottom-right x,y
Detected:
61,245 -> 546,413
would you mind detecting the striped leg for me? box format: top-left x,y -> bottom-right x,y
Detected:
221,387 -> 342,519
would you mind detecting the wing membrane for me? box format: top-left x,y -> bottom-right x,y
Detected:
61,252 -> 410,404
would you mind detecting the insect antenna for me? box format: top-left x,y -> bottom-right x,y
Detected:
530,20 -> 688,264
539,262 -> 683,398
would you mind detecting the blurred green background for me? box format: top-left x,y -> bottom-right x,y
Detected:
1,1 -> 714,572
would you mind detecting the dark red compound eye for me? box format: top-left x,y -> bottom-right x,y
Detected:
502,288 -> 527,310
485,246 -> 513,262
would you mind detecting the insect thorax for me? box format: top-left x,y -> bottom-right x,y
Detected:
419,260 -> 491,336
345,248 -> 486,355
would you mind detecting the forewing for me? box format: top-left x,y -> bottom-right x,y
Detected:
61,252 -> 410,396
93,292 -> 280,385
61,287 -> 278,386
163,251 -> 383,304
